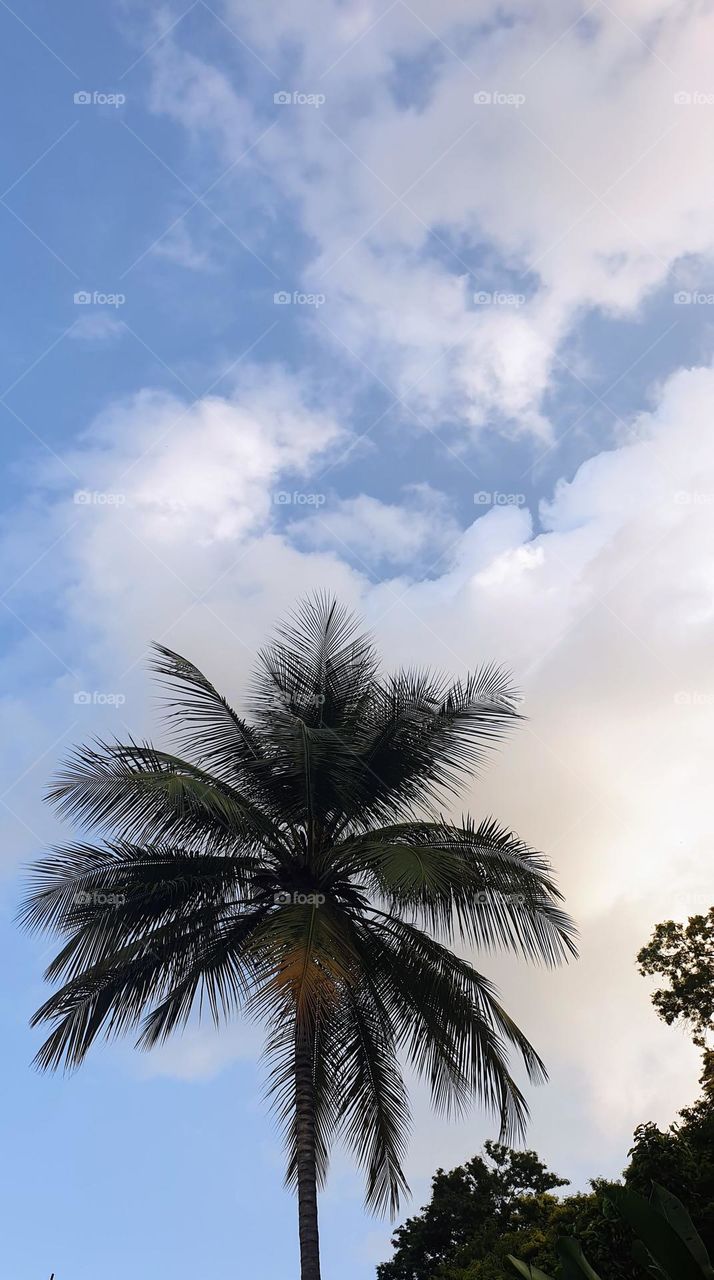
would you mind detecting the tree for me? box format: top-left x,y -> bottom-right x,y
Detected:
625,1094 -> 714,1259
637,907 -> 714,1049
377,1141 -> 569,1280
378,1094 -> 714,1279
509,1183 -> 714,1280
379,906 -> 714,1280
377,1145 -> 637,1280
19,595 -> 576,1280
638,907 -> 714,1100
495,1186 -> 637,1280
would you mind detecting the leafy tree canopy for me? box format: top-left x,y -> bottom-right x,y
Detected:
637,908 -> 714,1050
625,1094 -> 714,1256
377,1141 -> 568,1280
378,1097 -> 714,1279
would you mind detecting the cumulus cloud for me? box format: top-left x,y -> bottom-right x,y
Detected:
138,1019 -> 263,1081
68,312 -> 126,343
290,484 -> 459,567
11,0 -> 714,1213
143,0 -> 714,432
6,358 -> 713,1166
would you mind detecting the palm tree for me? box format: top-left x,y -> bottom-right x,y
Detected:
20,596 -> 576,1280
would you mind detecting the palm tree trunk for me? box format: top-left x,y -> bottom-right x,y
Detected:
295,1025 -> 322,1280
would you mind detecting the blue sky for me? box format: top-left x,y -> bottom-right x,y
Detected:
2,1 -> 714,1277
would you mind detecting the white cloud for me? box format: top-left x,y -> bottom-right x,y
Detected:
7,358 -> 713,1152
8,9 -> 714,1259
67,364 -> 340,540
151,221 -> 217,271
138,1018 -> 263,1081
148,35 -> 255,153
145,0 -> 714,432
291,484 -> 459,566
12,370 -> 714,1192
68,312 -> 125,343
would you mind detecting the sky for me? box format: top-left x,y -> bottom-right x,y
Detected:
1,0 -> 714,1276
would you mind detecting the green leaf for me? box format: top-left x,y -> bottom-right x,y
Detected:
650,1184 -> 714,1274
632,1238 -> 668,1278
607,1185 -> 710,1280
557,1236 -> 603,1279
508,1255 -> 554,1280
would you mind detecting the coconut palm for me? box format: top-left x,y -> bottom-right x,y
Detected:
20,596 -> 576,1280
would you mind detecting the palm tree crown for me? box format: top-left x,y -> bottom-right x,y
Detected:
20,595 -> 576,1276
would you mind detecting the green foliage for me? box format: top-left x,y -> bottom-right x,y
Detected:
377,902 -> 714,1279
378,1093 -> 714,1279
436,1187 -> 636,1280
376,1141 -> 568,1280
509,1183 -> 714,1280
510,1235 -> 603,1280
625,1097 -> 714,1262
376,1143 -> 637,1280
20,595 -> 575,1220
608,1184 -> 713,1278
637,908 -> 714,1051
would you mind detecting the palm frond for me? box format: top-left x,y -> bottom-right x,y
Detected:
46,740 -> 286,852
334,978 -> 412,1216
250,592 -> 378,730
338,665 -> 523,826
18,839 -> 264,942
31,907 -> 270,1069
356,913 -> 541,1143
336,816 -> 577,965
150,643 -> 267,783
